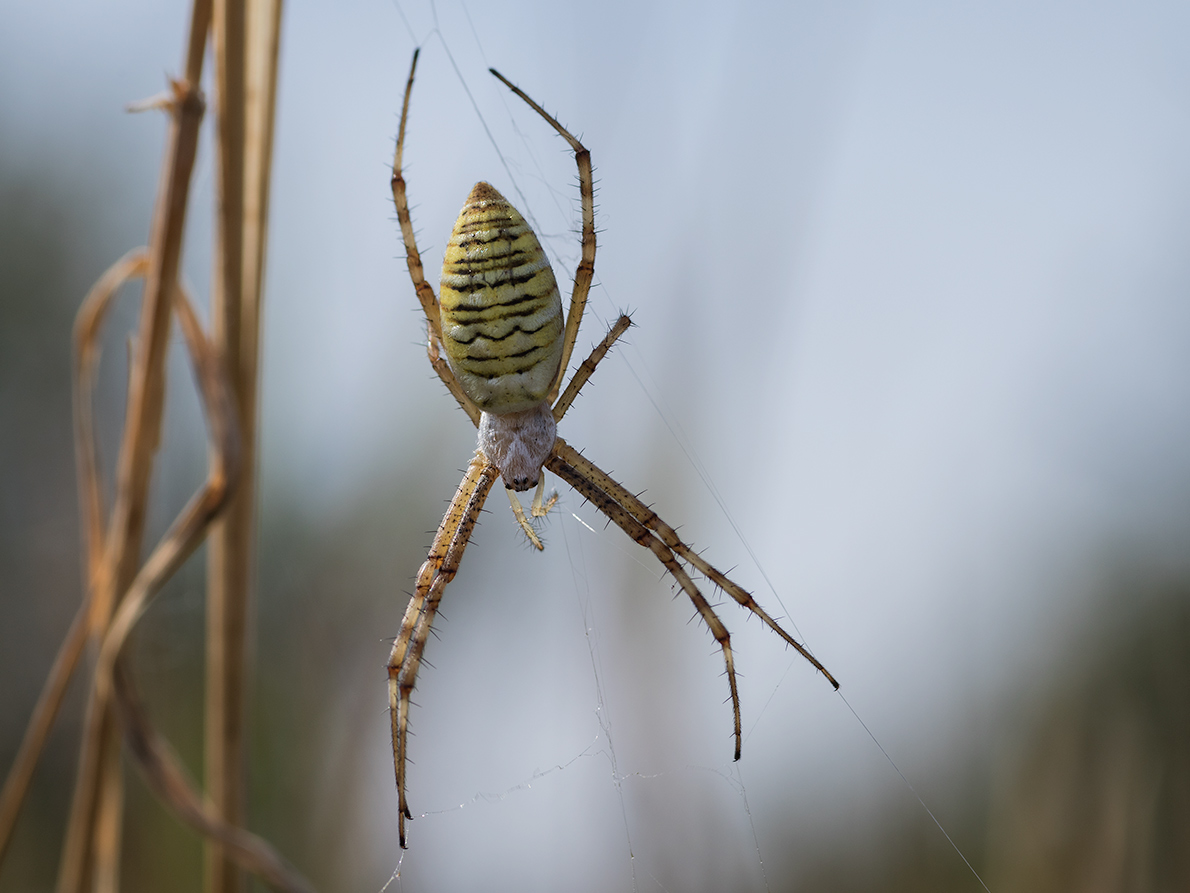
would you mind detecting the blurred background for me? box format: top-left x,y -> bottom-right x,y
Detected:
3,0 -> 1190,890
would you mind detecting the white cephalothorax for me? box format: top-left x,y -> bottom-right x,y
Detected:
387,49 -> 839,850
478,405 -> 557,492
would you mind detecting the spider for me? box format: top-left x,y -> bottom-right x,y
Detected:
387,49 -> 839,848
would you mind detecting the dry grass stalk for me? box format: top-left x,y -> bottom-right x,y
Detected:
0,0 -> 305,888
205,1 -> 282,891
50,6 -> 214,886
64,254 -> 310,891
56,47 -> 211,893
0,245 -> 146,865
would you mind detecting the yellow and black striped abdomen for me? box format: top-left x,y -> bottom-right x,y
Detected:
439,182 -> 564,415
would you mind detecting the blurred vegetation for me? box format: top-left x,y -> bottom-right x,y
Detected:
0,142 -> 440,892
787,570 -> 1190,893
0,149 -> 116,892
3,143 -> 1190,893
985,573 -> 1190,892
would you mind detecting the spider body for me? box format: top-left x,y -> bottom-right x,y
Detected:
440,181 -> 564,490
387,49 -> 838,849
439,181 -> 564,416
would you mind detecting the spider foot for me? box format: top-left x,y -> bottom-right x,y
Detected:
531,475 -> 559,518
506,486 -> 546,550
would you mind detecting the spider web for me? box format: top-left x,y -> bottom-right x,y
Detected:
378,496 -> 780,893
377,6 -> 990,892
374,11 -> 778,889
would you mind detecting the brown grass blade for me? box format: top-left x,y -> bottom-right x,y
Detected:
62,281 -> 311,892
0,604 -> 89,865
114,664 -> 315,893
74,249 -> 151,588
56,52 -> 209,885
111,286 -> 310,893
0,248 -> 150,865
93,287 -> 240,721
205,1 -> 282,891
78,283 -> 310,892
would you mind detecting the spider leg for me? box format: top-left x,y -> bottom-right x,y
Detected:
507,473 -> 562,547
530,475 -> 559,518
388,451 -> 499,847
553,438 -> 839,690
552,314 -> 632,423
392,49 -> 481,428
428,324 -> 481,428
489,69 -> 595,406
546,451 -> 744,760
391,49 -> 442,351
505,486 -> 545,551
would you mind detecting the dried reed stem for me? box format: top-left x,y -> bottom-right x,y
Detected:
77,276 -> 310,893
205,1 -> 282,891
0,606 -> 89,865
56,41 -> 210,893
101,295 -> 310,893
0,247 -> 148,864
54,1 -> 211,889
1,0 -> 301,888
206,0 -> 249,889
39,258 -> 312,893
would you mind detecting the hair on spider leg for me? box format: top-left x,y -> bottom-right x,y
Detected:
511,528 -> 548,552
720,680 -> 741,700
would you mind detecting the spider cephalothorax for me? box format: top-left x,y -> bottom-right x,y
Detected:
387,49 -> 838,849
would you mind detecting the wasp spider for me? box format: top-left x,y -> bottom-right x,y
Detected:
387,49 -> 838,848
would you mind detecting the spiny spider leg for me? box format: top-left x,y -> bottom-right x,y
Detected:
428,328 -> 481,428
388,451 -> 499,847
489,68 -> 595,405
508,313 -> 633,547
531,477 -> 559,518
392,50 -> 481,427
506,486 -> 545,551
552,439 -> 839,690
553,314 -> 632,423
545,450 -> 744,759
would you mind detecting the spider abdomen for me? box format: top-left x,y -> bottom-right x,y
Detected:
439,182 -> 564,415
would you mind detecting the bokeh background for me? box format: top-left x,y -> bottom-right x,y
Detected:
3,1 -> 1190,891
